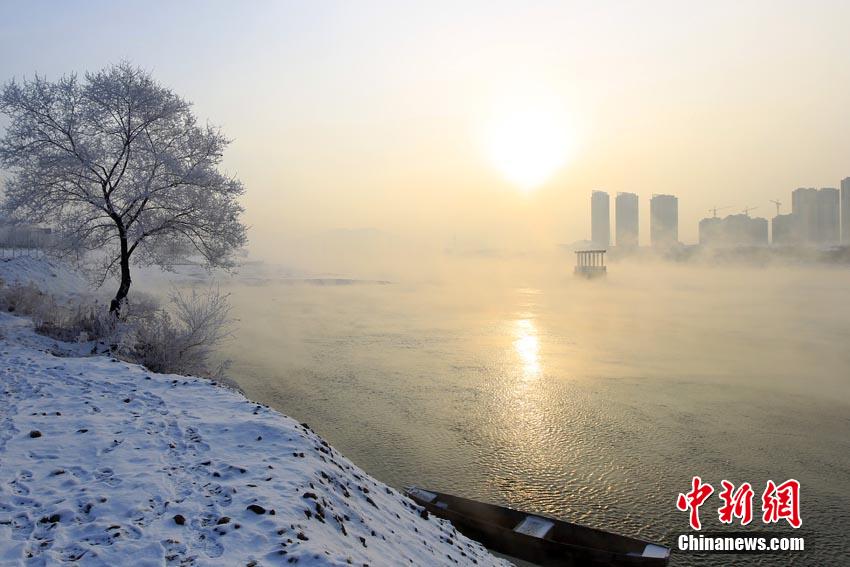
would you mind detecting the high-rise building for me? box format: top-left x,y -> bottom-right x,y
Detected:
591,191 -> 610,248
791,187 -> 818,243
615,192 -> 639,249
650,194 -> 678,248
817,188 -> 840,245
753,217 -> 770,245
700,214 -> 768,246
842,177 -> 850,245
698,217 -> 722,245
724,214 -> 768,246
791,187 -> 840,245
772,213 -> 796,245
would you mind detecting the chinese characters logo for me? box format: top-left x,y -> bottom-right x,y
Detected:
677,477 -> 801,530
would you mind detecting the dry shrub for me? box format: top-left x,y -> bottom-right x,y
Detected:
123,288 -> 233,377
0,278 -> 232,378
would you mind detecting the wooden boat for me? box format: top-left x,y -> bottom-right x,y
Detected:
404,487 -> 670,566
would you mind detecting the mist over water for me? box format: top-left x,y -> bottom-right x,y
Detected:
191,259 -> 849,565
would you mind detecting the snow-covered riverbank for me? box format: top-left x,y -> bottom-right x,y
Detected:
0,258 -> 508,566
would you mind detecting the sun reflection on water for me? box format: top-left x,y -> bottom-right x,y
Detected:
514,318 -> 541,378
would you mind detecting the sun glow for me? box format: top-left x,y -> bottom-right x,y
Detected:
483,93 -> 576,191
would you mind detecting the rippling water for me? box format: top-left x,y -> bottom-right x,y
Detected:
210,262 -> 850,565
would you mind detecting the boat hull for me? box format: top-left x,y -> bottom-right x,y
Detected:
405,488 -> 669,567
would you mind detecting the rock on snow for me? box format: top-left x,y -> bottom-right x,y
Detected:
0,313 -> 509,566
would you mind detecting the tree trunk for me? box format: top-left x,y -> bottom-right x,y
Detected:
109,233 -> 132,315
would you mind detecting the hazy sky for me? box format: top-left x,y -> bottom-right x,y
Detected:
2,0 -> 850,261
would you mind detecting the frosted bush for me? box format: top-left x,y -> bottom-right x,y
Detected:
0,281 -> 48,316
129,287 -> 233,377
0,278 -> 232,378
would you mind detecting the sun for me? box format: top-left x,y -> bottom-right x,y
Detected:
482,95 -> 575,191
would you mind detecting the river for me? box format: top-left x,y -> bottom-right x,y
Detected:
200,260 -> 850,566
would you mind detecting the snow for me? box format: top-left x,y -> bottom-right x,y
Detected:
0,269 -> 510,566
0,255 -> 88,297
0,313 -> 509,566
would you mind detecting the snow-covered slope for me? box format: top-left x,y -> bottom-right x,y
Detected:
0,255 -> 89,297
0,313 -> 509,566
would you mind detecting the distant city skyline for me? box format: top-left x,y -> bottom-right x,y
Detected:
589,175 -> 849,248
4,1 -> 850,263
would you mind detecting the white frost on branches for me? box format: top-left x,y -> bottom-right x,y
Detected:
0,62 -> 247,310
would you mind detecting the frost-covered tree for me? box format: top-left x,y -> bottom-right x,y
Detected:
0,63 -> 247,313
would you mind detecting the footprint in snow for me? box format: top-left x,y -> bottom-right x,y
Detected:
94,468 -> 122,487
161,538 -> 189,565
11,513 -> 34,541
59,543 -> 89,562
189,517 -> 225,558
9,470 -> 32,496
204,483 -> 236,507
99,438 -> 124,455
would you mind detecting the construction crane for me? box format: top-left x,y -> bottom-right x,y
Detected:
742,206 -> 758,217
708,206 -> 731,218
770,199 -> 782,216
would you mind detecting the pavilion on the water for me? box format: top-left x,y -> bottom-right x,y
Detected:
574,249 -> 607,278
